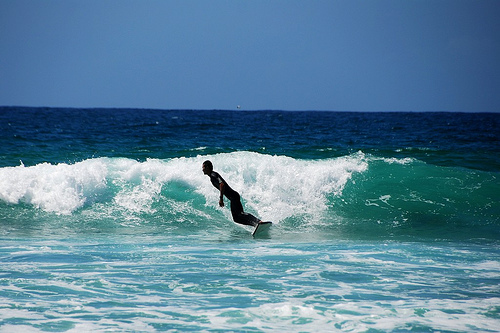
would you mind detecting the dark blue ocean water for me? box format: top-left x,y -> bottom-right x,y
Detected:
1,107 -> 499,332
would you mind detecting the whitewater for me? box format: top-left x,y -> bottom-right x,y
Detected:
1,108 -> 499,332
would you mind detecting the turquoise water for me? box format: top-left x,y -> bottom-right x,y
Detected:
2,237 -> 499,332
0,108 -> 499,332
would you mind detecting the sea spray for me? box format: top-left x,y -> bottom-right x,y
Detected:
0,159 -> 108,214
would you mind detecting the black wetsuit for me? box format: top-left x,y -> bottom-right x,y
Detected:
208,171 -> 260,227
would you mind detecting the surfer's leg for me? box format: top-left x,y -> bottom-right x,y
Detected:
239,212 -> 261,227
229,195 -> 260,227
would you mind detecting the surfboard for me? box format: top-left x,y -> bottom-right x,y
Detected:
252,221 -> 272,237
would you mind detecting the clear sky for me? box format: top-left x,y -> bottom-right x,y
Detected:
1,0 -> 499,111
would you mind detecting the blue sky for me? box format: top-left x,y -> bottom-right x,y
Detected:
1,0 -> 499,111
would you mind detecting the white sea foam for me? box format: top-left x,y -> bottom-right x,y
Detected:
0,159 -> 108,214
1,238 -> 499,332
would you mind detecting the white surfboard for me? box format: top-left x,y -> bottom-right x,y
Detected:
252,221 -> 272,237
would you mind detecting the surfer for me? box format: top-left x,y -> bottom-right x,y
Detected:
202,160 -> 261,227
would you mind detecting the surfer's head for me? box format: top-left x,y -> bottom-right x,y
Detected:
202,160 -> 213,175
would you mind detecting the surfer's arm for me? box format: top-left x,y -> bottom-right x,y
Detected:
218,182 -> 225,207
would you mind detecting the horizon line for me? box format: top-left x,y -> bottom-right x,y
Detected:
1,105 -> 499,114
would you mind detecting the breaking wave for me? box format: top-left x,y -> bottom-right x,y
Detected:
1,152 -> 498,241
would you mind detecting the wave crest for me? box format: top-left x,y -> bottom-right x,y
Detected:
0,152 -> 367,220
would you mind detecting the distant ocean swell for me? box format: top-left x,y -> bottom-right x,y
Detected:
1,151 -> 498,241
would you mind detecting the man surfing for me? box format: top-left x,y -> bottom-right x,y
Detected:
202,160 -> 262,227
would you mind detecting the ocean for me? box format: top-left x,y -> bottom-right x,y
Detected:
0,107 -> 499,332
